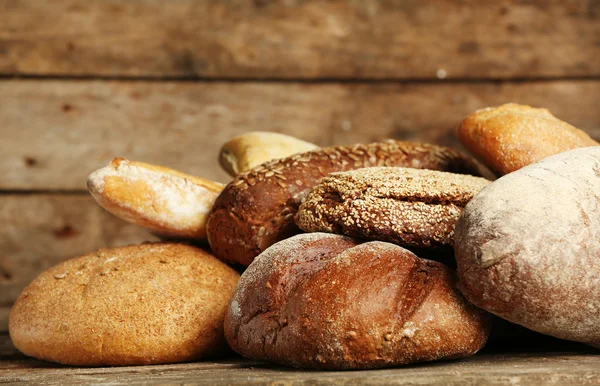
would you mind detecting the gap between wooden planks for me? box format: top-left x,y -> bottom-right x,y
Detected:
1,0 -> 599,79
0,79 -> 599,189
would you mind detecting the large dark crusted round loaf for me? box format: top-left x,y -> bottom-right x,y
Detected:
207,140 -> 481,265
455,147 -> 600,348
224,233 -> 490,370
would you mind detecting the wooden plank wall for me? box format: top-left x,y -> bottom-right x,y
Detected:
1,0 -> 599,330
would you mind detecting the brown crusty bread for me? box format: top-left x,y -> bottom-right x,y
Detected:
88,158 -> 224,241
296,167 -> 490,249
9,243 -> 240,366
454,147 -> 600,348
207,140 -> 481,266
457,103 -> 598,175
219,131 -> 320,177
225,233 -> 490,370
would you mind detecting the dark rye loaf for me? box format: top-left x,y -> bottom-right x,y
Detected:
207,140 -> 481,265
455,147 -> 600,348
224,233 -> 490,370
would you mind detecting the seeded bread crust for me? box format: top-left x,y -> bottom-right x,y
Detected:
296,167 -> 490,249
207,140 -> 481,265
9,243 -> 240,366
224,233 -> 490,369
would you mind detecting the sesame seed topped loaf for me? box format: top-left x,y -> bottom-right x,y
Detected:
224,233 -> 490,370
296,167 -> 490,249
207,140 -> 482,266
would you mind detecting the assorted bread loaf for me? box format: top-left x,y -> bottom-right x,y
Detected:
225,233 -> 490,370
9,243 -> 240,366
88,158 -> 224,241
219,131 -> 320,177
454,147 -> 600,348
296,167 -> 490,250
457,103 -> 598,176
9,103 -> 599,369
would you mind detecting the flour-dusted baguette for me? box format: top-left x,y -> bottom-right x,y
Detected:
454,147 -> 600,348
219,131 -> 319,176
296,167 -> 490,249
225,233 -> 490,370
207,140 -> 481,265
88,158 -> 224,241
457,103 -> 598,175
9,243 -> 240,366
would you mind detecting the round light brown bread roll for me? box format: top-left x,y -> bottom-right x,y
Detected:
457,103 -> 597,176
208,140 -> 482,266
9,243 -> 240,366
296,167 -> 490,249
225,233 -> 490,370
454,147 -> 600,348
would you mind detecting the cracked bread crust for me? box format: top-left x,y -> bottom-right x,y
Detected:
455,147 -> 600,348
224,233 -> 490,370
296,167 -> 490,249
207,140 -> 482,266
9,243 -> 240,366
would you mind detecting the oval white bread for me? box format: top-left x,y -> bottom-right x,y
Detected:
88,158 -> 224,240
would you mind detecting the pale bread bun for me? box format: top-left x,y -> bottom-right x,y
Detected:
88,158 -> 224,240
219,131 -> 319,176
9,243 -> 240,366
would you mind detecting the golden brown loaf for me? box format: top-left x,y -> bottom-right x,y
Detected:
457,103 -> 597,175
88,158 -> 224,241
219,131 -> 319,176
455,147 -> 600,348
225,233 -> 490,369
296,167 -> 490,249
9,243 -> 240,366
207,140 -> 482,266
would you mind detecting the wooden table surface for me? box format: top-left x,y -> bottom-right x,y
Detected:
1,333 -> 598,385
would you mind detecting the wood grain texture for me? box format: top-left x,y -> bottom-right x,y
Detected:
1,0 -> 599,79
0,332 -> 597,386
0,195 -> 158,312
1,79 -> 599,189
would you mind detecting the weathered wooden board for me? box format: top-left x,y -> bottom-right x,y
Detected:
1,79 -> 599,189
0,194 -> 157,312
1,0 -> 599,79
0,333 -> 598,385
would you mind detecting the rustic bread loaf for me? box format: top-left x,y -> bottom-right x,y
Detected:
207,140 -> 481,265
296,167 -> 490,249
88,158 -> 224,241
225,233 -> 490,370
219,131 -> 320,176
9,243 -> 240,366
457,103 -> 597,175
454,147 -> 600,348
